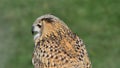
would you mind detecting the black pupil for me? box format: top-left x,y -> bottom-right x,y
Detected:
37,24 -> 41,28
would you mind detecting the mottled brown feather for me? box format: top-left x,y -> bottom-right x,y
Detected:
32,14 -> 92,68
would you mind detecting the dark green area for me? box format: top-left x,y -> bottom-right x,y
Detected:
0,0 -> 120,68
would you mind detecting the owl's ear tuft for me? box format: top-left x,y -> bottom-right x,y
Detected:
41,17 -> 54,23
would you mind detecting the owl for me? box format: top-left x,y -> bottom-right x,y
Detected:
31,14 -> 92,68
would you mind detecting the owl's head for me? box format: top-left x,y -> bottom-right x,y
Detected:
32,14 -> 68,40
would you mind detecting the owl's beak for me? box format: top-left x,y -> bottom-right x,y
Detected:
32,25 -> 41,40
32,26 -> 35,35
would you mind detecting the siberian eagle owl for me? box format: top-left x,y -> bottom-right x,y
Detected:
32,14 -> 92,68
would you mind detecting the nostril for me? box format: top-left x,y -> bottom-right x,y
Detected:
32,26 -> 34,35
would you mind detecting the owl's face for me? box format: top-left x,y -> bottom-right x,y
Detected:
32,19 -> 42,40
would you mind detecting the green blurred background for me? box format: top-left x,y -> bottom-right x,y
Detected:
0,0 -> 120,68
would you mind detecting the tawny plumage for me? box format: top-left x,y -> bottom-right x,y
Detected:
31,14 -> 92,68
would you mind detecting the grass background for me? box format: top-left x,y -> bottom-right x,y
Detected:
0,0 -> 120,68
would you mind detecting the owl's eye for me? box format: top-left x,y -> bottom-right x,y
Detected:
37,24 -> 42,28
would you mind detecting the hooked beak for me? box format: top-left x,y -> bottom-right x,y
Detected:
31,25 -> 41,40
32,26 -> 35,35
